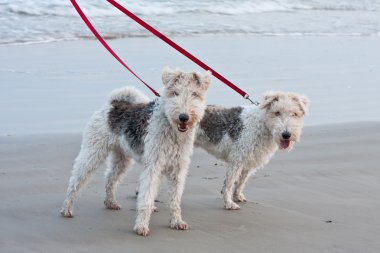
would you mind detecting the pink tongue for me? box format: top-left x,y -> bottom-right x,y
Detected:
180,122 -> 187,129
281,140 -> 290,149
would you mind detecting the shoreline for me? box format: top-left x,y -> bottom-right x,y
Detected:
2,32 -> 380,48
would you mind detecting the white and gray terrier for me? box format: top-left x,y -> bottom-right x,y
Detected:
60,68 -> 211,236
195,91 -> 309,210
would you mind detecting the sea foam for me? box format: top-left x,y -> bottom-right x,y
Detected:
1,0 -> 380,45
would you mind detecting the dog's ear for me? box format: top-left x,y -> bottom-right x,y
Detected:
192,70 -> 212,90
201,70 -> 212,90
298,95 -> 310,115
289,93 -> 309,115
260,91 -> 279,110
162,67 -> 181,87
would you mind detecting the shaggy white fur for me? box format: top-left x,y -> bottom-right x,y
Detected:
60,67 -> 211,236
195,91 -> 309,210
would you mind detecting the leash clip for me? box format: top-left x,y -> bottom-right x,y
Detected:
244,94 -> 260,106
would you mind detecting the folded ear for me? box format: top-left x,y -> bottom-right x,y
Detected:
192,70 -> 212,90
201,70 -> 212,90
289,93 -> 310,115
260,91 -> 279,110
299,95 -> 310,115
162,67 -> 181,87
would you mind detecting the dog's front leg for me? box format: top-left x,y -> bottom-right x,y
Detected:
134,165 -> 161,236
222,164 -> 243,210
167,168 -> 188,231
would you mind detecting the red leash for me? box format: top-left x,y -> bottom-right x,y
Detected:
71,0 -> 256,103
71,0 -> 159,97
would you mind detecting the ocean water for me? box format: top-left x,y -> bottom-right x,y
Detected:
1,0 -> 380,45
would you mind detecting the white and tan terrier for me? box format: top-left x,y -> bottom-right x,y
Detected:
195,91 -> 309,210
60,67 -> 211,236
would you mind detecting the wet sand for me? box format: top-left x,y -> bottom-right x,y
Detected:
1,36 -> 380,134
0,122 -> 379,252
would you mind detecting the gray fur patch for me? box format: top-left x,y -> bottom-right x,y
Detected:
200,105 -> 244,144
108,100 -> 156,155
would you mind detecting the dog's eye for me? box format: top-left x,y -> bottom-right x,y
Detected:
274,111 -> 281,116
292,112 -> 298,117
192,92 -> 199,98
172,91 -> 179,96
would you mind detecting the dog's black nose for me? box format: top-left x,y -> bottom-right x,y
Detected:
282,131 -> 291,140
179,113 -> 189,122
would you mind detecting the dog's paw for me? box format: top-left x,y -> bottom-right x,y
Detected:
134,225 -> 150,236
104,200 -> 121,210
233,193 -> 247,203
169,220 -> 189,230
60,207 -> 74,218
224,202 -> 241,210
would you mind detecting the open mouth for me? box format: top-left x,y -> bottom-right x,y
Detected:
177,122 -> 188,132
280,140 -> 290,149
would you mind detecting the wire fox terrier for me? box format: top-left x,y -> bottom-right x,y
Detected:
60,68 -> 211,236
195,91 -> 309,210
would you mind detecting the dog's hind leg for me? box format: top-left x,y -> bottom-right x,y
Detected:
167,168 -> 188,230
60,116 -> 111,217
60,147 -> 109,217
104,147 -> 134,210
222,164 -> 243,210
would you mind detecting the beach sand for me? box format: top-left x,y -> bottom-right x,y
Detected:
1,36 -> 380,252
0,123 -> 379,253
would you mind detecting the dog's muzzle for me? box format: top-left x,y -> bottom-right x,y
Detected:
178,113 -> 189,132
280,131 -> 291,149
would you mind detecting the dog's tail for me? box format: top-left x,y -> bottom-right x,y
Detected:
108,87 -> 151,108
